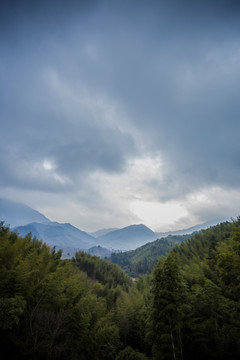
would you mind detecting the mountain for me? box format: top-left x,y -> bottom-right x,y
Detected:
90,228 -> 119,238
1,197 -> 226,258
87,245 -> 112,258
0,198 -> 99,254
109,219 -> 230,276
93,221 -> 225,252
0,198 -> 50,227
155,219 -> 225,238
98,224 -> 157,250
109,234 -> 191,276
14,221 -> 98,250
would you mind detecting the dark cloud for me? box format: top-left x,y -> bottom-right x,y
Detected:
1,0 -> 240,228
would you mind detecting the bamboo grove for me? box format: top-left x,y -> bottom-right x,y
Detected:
1,218 -> 240,359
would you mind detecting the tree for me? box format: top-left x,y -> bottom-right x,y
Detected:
150,254 -> 187,360
116,346 -> 148,360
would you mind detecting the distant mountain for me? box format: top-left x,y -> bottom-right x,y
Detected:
90,228 -> 119,238
0,198 -> 50,228
0,198 -> 100,254
14,221 -> 98,250
1,197 -> 226,258
155,219 -> 226,238
87,245 -> 112,258
98,224 -> 157,251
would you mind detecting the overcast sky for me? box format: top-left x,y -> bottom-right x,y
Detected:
1,0 -> 240,232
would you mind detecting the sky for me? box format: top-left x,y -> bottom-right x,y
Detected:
1,0 -> 240,232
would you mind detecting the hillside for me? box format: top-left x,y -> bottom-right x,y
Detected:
109,234 -> 191,276
98,224 -> 156,250
0,223 -> 146,359
1,219 -> 240,359
90,228 -> 119,238
155,219 -> 225,238
73,250 -> 132,289
172,219 -> 239,280
87,245 -> 112,258
149,218 -> 240,360
14,221 -> 98,250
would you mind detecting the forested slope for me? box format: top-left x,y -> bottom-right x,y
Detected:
148,218 -> 240,359
1,219 -> 240,359
109,234 -> 190,275
73,250 -> 132,289
0,223 -> 148,360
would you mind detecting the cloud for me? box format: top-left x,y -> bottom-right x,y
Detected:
0,62 -> 138,190
1,0 -> 240,230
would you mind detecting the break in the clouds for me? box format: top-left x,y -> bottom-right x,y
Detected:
1,0 -> 240,231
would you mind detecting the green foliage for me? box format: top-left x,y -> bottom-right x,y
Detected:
110,234 -> 190,276
2,218 -> 240,359
0,224 -> 126,359
158,219 -> 240,360
116,346 -> 148,360
0,295 -> 26,330
116,288 -> 146,351
73,250 -> 132,290
150,253 -> 187,360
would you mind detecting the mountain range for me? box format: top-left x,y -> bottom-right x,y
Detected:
14,221 -> 98,250
154,220 -> 226,238
0,197 -> 224,256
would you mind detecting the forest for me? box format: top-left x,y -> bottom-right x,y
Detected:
1,218 -> 240,359
109,234 -> 191,276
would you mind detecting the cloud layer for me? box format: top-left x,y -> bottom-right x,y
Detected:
1,0 -> 240,230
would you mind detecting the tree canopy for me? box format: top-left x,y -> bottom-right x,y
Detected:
1,218 -> 240,359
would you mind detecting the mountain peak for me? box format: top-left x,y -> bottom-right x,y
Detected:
98,223 -> 156,250
0,198 -> 50,228
127,224 -> 153,230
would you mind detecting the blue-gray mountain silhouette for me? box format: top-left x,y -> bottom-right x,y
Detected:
98,224 -> 157,250
14,221 -> 98,250
0,198 -> 50,227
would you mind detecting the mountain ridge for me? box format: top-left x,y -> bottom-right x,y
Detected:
14,221 -> 98,250
90,228 -> 119,238
0,198 -> 50,227
155,219 -> 226,238
1,197 -> 227,256
97,224 -> 157,250
109,233 -> 191,276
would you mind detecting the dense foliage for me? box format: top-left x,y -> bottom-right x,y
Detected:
109,235 -> 190,276
0,223 -> 148,359
1,218 -> 240,359
73,250 -> 132,289
148,218 -> 240,359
